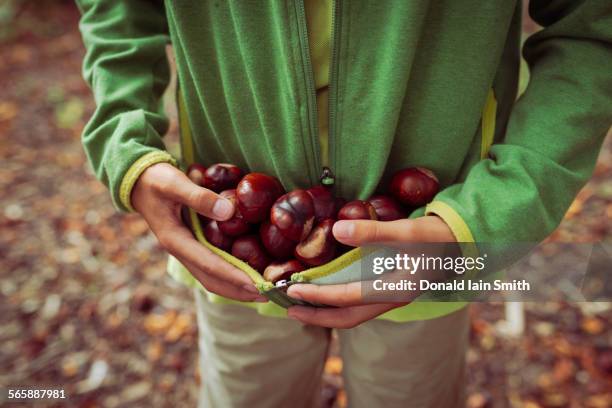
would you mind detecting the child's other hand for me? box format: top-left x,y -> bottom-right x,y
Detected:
286,216 -> 455,328
132,163 -> 267,302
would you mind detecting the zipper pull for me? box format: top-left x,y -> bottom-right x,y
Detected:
320,167 -> 335,186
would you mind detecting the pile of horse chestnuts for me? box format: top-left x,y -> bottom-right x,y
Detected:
187,163 -> 439,283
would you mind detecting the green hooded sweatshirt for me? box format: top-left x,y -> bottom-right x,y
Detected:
76,0 -> 611,321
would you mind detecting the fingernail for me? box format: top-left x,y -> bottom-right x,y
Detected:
333,221 -> 355,239
242,284 -> 259,294
212,198 -> 233,219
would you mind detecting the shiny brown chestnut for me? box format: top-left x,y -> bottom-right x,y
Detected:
231,235 -> 271,273
217,189 -> 250,237
203,219 -> 234,251
262,260 -> 305,283
306,186 -> 336,221
270,189 -> 315,242
295,219 -> 337,266
338,200 -> 378,221
389,167 -> 439,207
368,195 -> 406,221
259,221 -> 296,260
202,163 -> 244,192
187,163 -> 207,186
236,173 -> 285,223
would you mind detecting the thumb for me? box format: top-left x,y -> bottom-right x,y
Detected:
332,217 -> 451,247
161,168 -> 235,221
332,219 -> 414,247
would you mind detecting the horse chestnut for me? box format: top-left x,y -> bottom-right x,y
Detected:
231,235 -> 271,273
236,173 -> 285,223
368,195 -> 406,221
260,221 -> 296,260
270,190 -> 315,242
306,186 -> 336,221
263,260 -> 305,283
217,189 -> 250,237
203,219 -> 233,251
295,219 -> 337,266
202,163 -> 244,192
389,167 -> 439,207
338,200 -> 378,221
187,163 -> 207,186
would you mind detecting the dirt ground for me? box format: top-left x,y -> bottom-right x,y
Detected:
1,2 -> 610,407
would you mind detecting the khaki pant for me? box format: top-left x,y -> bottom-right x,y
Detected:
195,289 -> 469,408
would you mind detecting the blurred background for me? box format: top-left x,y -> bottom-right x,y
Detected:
0,1 -> 610,407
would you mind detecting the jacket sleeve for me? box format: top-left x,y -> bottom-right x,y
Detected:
77,0 -> 176,212
426,0 -> 612,244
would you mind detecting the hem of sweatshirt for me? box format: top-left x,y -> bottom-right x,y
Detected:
167,255 -> 468,322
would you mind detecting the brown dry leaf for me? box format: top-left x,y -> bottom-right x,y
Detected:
581,316 -> 605,335
552,337 -> 574,357
164,313 -> 193,343
543,392 -> 568,407
565,200 -> 584,220
471,318 -> 491,335
565,187 -> 593,219
552,358 -> 575,384
144,310 -> 177,335
0,102 -> 18,122
125,218 -> 150,236
586,394 -> 612,408
10,45 -> 32,64
324,356 -> 343,375
158,374 -> 176,392
336,390 -> 347,408
106,311 -> 125,329
165,353 -> 185,372
146,341 -> 163,363
480,333 -> 496,351
61,356 -> 81,378
537,372 -> 554,390
99,225 -> 117,242
466,392 -> 492,408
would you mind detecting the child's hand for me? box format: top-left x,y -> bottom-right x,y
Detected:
132,163 -> 267,302
286,216 -> 455,328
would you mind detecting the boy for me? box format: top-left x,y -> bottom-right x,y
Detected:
77,1 -> 611,406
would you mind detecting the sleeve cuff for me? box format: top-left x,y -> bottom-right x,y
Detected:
425,200 -> 478,258
118,150 -> 177,212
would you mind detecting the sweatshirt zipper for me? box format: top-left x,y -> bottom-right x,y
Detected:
295,0 -> 321,187
328,0 -> 341,190
296,0 -> 341,189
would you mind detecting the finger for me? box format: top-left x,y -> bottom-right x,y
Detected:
156,169 -> 234,221
152,217 -> 254,288
287,303 -> 398,329
332,219 -> 413,246
181,259 -> 268,303
287,282 -> 366,307
332,216 -> 453,247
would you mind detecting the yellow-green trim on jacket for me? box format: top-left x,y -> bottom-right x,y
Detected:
480,88 -> 497,160
119,150 -> 177,212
